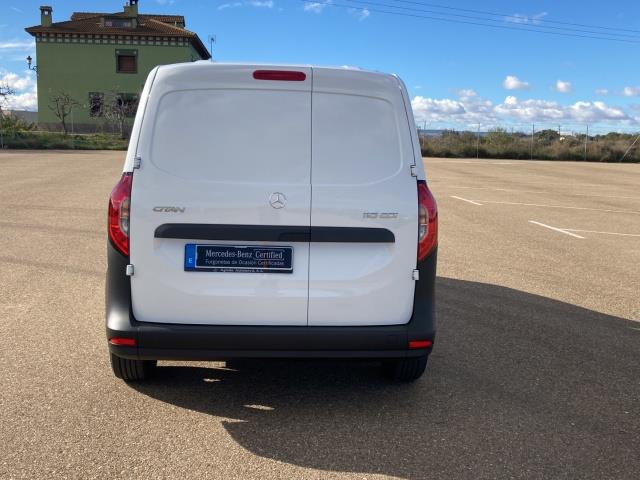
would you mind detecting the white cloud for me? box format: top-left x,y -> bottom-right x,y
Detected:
494,97 -> 564,121
155,0 -> 175,5
348,7 -> 370,21
555,80 -> 572,93
456,89 -> 477,98
412,93 -> 493,126
622,86 -> 640,97
411,91 -> 635,128
505,12 -> 548,25
595,88 -> 609,96
304,0 -> 332,13
1,71 -> 35,91
218,2 -> 242,9
532,12 -> 548,24
218,0 -> 273,10
504,95 -> 518,106
0,40 -> 35,50
503,75 -> 530,90
568,101 -> 628,122
306,1 -> 365,19
10,6 -> 23,13
248,0 -> 274,7
412,97 -> 466,117
505,14 -> 528,24
0,70 -> 37,111
2,90 -> 37,111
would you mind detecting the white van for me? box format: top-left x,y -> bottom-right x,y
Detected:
106,63 -> 438,382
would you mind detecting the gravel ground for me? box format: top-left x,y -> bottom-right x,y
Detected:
0,151 -> 638,479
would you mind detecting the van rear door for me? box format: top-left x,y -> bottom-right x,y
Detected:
308,68 -> 418,326
129,65 -> 312,326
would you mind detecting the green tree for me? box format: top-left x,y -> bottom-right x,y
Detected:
486,127 -> 512,146
535,129 -> 560,145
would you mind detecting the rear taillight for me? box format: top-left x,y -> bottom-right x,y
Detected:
417,180 -> 438,262
108,172 -> 133,256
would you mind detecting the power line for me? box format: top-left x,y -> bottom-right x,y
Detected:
342,0 -> 640,39
382,0 -> 640,35
298,1 -> 640,44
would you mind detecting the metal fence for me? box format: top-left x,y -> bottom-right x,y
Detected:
416,122 -> 640,162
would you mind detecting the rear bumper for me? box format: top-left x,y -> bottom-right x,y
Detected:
106,241 -> 437,361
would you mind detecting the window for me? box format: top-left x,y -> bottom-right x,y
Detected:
150,90 -> 310,183
117,93 -> 139,118
105,18 -> 132,28
312,93 -> 402,185
116,49 -> 137,73
89,92 -> 104,117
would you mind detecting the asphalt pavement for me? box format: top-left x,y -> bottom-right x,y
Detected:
0,151 -> 638,479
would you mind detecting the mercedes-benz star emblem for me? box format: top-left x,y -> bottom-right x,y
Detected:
269,192 -> 287,209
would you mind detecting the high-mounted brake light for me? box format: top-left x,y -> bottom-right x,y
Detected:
253,70 -> 307,81
417,180 -> 438,262
108,172 -> 133,256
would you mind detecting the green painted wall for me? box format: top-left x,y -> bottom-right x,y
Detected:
35,41 -> 203,128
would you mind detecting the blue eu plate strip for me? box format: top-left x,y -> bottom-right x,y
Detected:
184,243 -> 197,270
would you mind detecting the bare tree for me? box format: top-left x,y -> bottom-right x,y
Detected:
48,91 -> 79,135
0,83 -> 15,115
0,83 -> 14,99
102,91 -> 138,139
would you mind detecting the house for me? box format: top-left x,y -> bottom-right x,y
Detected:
25,0 -> 210,132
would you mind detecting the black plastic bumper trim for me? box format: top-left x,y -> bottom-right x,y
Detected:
153,224 -> 395,243
115,348 -> 426,361
106,241 -> 436,361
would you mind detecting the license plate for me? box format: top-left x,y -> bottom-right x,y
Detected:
184,244 -> 293,274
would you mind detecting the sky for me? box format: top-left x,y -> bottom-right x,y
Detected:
1,0 -> 640,133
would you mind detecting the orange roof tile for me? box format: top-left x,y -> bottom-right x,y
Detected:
25,11 -> 210,59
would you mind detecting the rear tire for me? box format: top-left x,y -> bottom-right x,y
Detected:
383,355 -> 428,382
110,353 -> 156,381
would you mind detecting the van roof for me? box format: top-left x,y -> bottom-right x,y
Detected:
157,61 -> 396,79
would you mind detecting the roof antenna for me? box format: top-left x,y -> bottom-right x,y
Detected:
207,34 -> 216,61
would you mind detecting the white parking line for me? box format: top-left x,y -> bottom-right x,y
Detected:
427,160 -> 521,165
450,195 -> 483,206
476,200 -> 640,215
438,185 -> 640,201
529,221 -> 585,239
564,229 -> 640,237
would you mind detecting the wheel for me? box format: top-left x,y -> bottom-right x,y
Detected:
110,353 -> 156,381
383,355 -> 428,382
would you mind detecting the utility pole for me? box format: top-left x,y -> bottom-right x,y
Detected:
558,124 -> 561,136
530,123 -> 535,160
476,124 -> 481,159
584,125 -> 589,161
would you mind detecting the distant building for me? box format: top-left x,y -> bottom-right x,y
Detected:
25,0 -> 210,132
